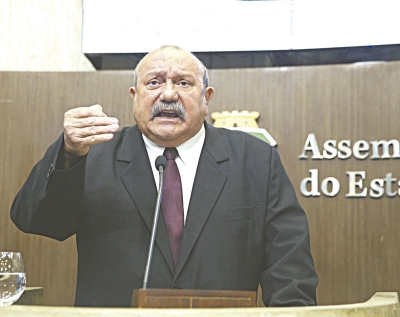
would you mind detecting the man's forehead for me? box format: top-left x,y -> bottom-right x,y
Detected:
137,48 -> 204,78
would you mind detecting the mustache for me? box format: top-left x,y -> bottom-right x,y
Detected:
150,101 -> 186,120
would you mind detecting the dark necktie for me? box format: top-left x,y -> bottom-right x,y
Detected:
162,147 -> 184,267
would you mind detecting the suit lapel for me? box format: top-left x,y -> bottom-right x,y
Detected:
117,126 -> 175,273
174,124 -> 229,278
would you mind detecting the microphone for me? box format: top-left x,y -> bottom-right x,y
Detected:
142,155 -> 167,289
155,155 -> 167,171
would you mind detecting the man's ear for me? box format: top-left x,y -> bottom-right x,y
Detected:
205,87 -> 214,104
129,87 -> 136,101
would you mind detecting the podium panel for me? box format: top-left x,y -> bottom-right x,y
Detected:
131,289 -> 257,308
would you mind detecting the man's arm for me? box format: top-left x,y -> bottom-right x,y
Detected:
10,135 -> 87,240
10,105 -> 119,241
261,148 -> 318,306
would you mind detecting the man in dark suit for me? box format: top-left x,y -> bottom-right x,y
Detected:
11,45 -> 318,307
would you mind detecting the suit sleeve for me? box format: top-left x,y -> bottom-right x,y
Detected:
10,134 -> 86,241
261,147 -> 318,306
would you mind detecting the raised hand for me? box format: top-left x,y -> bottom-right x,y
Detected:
62,105 -> 119,167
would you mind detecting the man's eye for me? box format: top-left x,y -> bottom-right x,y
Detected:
148,80 -> 160,86
178,81 -> 190,87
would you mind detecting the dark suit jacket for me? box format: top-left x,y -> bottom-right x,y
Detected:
11,122 -> 318,307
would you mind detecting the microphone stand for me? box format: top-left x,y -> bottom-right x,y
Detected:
142,158 -> 166,289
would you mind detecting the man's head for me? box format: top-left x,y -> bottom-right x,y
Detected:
130,45 -> 214,148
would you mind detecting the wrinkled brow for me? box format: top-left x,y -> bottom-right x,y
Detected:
144,70 -> 198,81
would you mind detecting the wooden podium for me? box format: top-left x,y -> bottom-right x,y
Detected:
131,289 -> 257,308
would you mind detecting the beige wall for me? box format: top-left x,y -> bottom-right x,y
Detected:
0,0 -> 94,71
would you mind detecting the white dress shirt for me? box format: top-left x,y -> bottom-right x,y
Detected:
142,125 -> 206,223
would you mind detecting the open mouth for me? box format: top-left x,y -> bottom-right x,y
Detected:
156,111 -> 180,119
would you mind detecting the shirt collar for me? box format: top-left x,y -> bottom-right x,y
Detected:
142,124 -> 206,166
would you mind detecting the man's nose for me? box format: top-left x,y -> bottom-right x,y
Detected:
161,81 -> 178,101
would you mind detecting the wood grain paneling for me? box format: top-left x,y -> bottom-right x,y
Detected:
208,63 -> 400,305
1,61 -> 399,306
0,72 -> 135,306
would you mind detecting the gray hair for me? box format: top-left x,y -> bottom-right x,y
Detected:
133,46 -> 209,91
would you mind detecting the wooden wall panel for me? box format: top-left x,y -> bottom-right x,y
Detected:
208,63 -> 400,305
0,72 -> 135,306
1,61 -> 399,306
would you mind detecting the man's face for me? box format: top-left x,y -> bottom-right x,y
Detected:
130,48 -> 214,148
